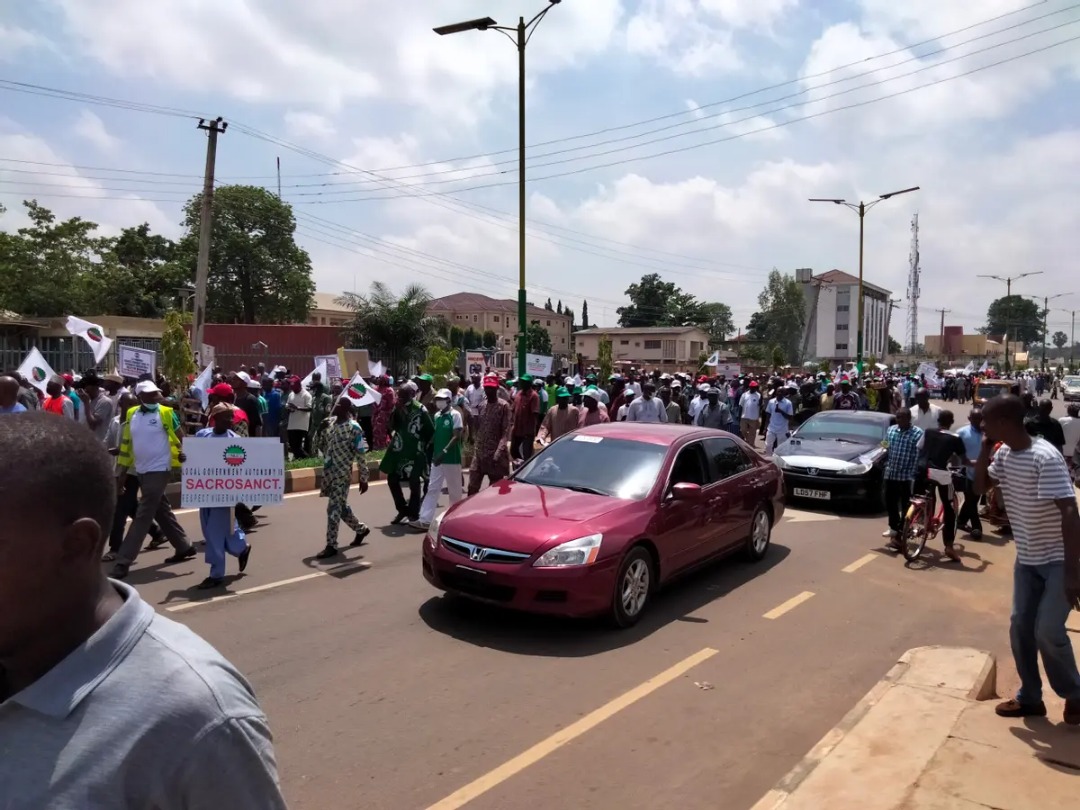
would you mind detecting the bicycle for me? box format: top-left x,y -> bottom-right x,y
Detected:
898,466 -> 964,562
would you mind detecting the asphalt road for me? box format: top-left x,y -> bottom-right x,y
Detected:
118,408 -> 1057,810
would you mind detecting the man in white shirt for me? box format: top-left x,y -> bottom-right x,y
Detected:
764,388 -> 794,455
285,376 -> 313,459
739,381 -> 763,447
688,384 -> 710,421
1061,404 -> 1080,471
912,388 -> 942,431
626,381 -> 668,423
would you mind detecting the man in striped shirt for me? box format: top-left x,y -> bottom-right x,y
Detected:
976,395 -> 1080,724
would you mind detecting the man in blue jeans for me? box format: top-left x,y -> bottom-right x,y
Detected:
976,394 -> 1080,724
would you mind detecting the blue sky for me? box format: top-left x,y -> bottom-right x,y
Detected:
2,0 -> 1079,345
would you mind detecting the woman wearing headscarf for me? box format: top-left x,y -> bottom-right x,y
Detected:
371,375 -> 396,450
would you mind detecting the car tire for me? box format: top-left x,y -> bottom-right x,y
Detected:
611,546 -> 654,629
744,506 -> 772,562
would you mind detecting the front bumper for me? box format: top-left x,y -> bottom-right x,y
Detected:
780,469 -> 880,502
422,542 -> 619,618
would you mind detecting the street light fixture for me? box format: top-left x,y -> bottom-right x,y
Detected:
1024,292 -> 1072,370
976,271 -> 1043,372
1054,308 -> 1078,372
809,186 -> 919,374
435,0 -> 562,378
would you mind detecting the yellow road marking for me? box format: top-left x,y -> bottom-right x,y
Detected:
424,647 -> 719,810
174,480 -> 387,515
165,565 -> 371,612
763,591 -> 815,620
842,553 -> 879,574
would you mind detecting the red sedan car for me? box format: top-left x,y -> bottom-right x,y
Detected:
422,423 -> 785,627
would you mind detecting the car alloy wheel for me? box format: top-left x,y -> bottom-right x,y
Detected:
745,507 -> 772,561
612,547 -> 654,628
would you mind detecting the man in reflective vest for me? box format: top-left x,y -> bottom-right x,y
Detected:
110,380 -> 196,579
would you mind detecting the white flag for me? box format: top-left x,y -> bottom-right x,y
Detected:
17,347 -> 57,395
963,360 -> 975,373
369,360 -> 385,378
192,362 -> 214,409
301,360 -> 328,390
703,351 -> 720,367
341,372 -> 382,407
978,360 -> 989,374
65,315 -> 113,365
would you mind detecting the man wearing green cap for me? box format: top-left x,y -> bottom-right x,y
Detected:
537,386 -> 579,446
510,375 -> 540,462
414,373 -> 436,415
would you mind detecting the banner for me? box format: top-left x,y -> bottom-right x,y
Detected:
465,351 -> 486,377
314,354 -> 341,381
713,362 -> 742,378
368,360 -> 385,379
117,344 -> 156,378
17,347 -> 57,395
978,360 -> 989,374
342,372 -> 382,407
65,315 -> 113,364
301,360 -> 328,390
336,347 -> 371,378
181,437 -> 285,508
525,353 -> 553,377
703,351 -> 720,366
192,362 -> 214,409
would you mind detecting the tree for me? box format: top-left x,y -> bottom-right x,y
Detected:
423,345 -> 459,379
597,334 -> 613,382
983,296 -> 1045,346
481,330 -> 498,349
544,298 -> 553,311
564,307 -> 574,327
338,282 -> 441,373
526,323 -> 552,355
89,224 -> 188,317
771,345 -> 785,370
556,300 -> 563,315
747,270 -> 807,365
160,310 -> 196,396
1052,331 -> 1068,349
888,336 -> 903,355
697,302 -> 735,347
617,273 -> 679,327
581,300 -> 590,328
176,185 -> 314,324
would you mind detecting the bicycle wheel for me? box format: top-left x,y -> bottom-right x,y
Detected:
900,499 -> 929,561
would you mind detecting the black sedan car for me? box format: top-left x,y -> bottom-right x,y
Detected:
771,410 -> 895,508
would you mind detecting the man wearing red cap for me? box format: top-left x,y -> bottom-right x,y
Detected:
468,375 -> 512,496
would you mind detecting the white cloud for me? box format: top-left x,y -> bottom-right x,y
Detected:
0,24 -> 44,60
284,111 -> 337,142
73,109 -> 122,154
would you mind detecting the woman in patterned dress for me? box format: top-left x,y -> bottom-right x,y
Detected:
371,375 -> 396,450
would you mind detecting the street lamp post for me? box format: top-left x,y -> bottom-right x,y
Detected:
1024,293 -> 1072,370
435,1 -> 561,378
976,272 -> 1043,373
809,186 -> 919,375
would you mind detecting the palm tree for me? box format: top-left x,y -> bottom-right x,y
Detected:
337,282 -> 443,375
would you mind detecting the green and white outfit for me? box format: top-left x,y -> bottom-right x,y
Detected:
418,407 -> 464,524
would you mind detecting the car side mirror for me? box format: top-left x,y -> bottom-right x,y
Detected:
670,482 -> 704,501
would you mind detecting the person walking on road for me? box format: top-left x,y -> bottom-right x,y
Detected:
317,396 -> 371,559
976,394 -> 1080,725
537,386 -> 579,445
413,389 -> 464,531
956,408 -> 986,541
626,381 -> 667,423
285,375 -> 312,459
380,384 -> 434,525
110,380 -> 196,580
192,404 -> 252,588
763,387 -> 794,455
739,381 -> 762,446
509,375 -> 541,462
0,412 -> 288,809
468,375 -> 513,496
882,407 -> 924,545
918,409 -> 965,563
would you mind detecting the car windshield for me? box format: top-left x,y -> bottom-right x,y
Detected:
1065,376 -> 1080,387
794,415 -> 887,443
979,383 -> 1009,398
514,435 -> 666,500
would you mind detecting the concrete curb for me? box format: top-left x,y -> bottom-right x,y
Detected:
750,646 -> 997,810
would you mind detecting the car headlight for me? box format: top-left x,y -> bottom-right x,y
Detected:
838,449 -> 884,476
426,510 -> 446,549
532,534 -> 603,568
838,462 -> 872,476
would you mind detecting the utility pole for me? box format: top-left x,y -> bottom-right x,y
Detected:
276,156 -> 282,199
1025,292 -> 1072,371
977,271 -> 1042,373
935,308 -> 951,363
193,117 -> 227,366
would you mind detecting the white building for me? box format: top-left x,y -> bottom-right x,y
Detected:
797,269 -> 892,363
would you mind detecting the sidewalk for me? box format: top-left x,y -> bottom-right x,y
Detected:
752,645 -> 1080,810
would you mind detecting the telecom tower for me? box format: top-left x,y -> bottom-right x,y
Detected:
906,214 -> 920,354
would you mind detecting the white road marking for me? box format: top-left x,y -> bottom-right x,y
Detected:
174,480 -> 387,515
842,553 -> 880,573
425,647 -> 719,810
165,564 -> 371,612
763,591 -> 815,620
784,509 -> 841,523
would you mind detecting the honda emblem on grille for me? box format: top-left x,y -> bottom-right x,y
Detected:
807,468 -> 819,476
469,546 -> 487,562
